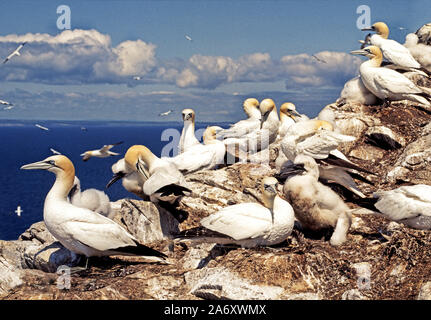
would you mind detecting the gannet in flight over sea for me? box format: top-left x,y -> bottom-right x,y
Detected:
167,126 -> 226,174
3,105 -> 14,110
179,108 -> 200,154
176,177 -> 294,248
20,155 -> 167,260
35,124 -> 49,131
185,35 -> 193,42
216,98 -> 261,139
3,42 -> 26,64
351,46 -> 431,106
107,158 -> 149,200
81,141 -> 123,161
282,155 -> 352,246
358,184 -> 431,229
0,99 -> 13,106
69,176 -> 113,219
125,145 -> 191,204
159,110 -> 173,116
361,22 -> 425,73
50,148 -> 62,155
133,76 -> 141,81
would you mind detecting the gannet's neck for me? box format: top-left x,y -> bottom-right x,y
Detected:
280,113 -> 290,123
245,106 -> 261,120
182,120 -> 196,139
262,193 -> 275,210
370,34 -> 385,46
138,149 -> 158,171
46,170 -> 75,202
268,108 -> 280,122
362,56 -> 382,68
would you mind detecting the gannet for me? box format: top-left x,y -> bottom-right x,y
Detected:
358,185 -> 431,229
338,76 -> 378,105
312,54 -> 327,64
179,108 -> 200,154
3,42 -> 26,64
361,22 -> 425,73
20,155 -> 166,260
124,145 -> 191,204
3,106 -> 14,111
0,99 -> 13,106
185,35 -> 193,42
216,98 -> 261,139
176,177 -> 294,248
167,126 -> 226,174
81,141 -> 123,161
159,110 -> 173,116
35,124 -> 49,131
69,176 -> 113,219
15,205 -> 23,217
282,155 -> 352,246
351,46 -> 431,106
107,158 -> 148,200
133,76 -> 141,81
50,148 -> 62,155
277,103 -> 301,140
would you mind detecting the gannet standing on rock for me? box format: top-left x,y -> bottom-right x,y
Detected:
69,176 -> 113,219
361,22 -> 427,74
351,46 -> 431,106
80,142 -> 123,161
282,155 -> 352,246
216,98 -> 261,139
277,103 -> 297,141
107,158 -> 148,200
20,155 -> 167,261
124,145 -> 191,204
167,126 -> 226,174
179,108 -> 200,154
175,177 -> 294,248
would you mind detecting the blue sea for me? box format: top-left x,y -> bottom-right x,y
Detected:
0,120 -> 227,240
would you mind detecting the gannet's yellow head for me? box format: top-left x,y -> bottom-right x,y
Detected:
182,108 -> 196,122
280,102 -> 300,119
124,145 -> 154,178
261,176 -> 278,209
203,126 -> 221,144
313,119 -> 334,132
371,22 -> 389,39
350,45 -> 383,66
259,98 -> 276,122
242,98 -> 260,117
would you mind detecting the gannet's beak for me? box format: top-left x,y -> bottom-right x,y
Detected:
264,184 -> 277,194
289,110 -> 301,117
80,153 -> 86,156
361,27 -> 373,31
106,172 -> 126,188
260,111 -> 270,128
350,49 -> 368,56
68,184 -> 79,198
136,160 -> 149,179
280,163 -> 306,178
358,40 -> 365,44
20,160 -> 56,171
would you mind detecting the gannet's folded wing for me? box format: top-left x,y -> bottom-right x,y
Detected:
167,144 -> 215,172
217,119 -> 260,139
381,41 -> 420,68
201,203 -> 272,240
296,131 -> 355,159
373,70 -> 423,95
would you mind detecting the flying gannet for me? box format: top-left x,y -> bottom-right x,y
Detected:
35,124 -> 49,131
167,126 -> 226,174
0,99 -> 13,106
124,145 -> 191,204
20,155 -> 167,260
179,108 -> 200,154
81,141 -> 123,161
3,42 -> 26,64
107,158 -> 149,200
159,110 -> 173,116
282,155 -> 352,246
50,148 -> 62,155
361,22 -> 426,74
69,176 -> 113,219
216,98 -> 261,139
175,177 -> 294,248
351,46 -> 431,106
185,35 -> 193,42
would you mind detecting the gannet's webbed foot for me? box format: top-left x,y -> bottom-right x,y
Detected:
69,257 -> 90,274
330,212 -> 351,246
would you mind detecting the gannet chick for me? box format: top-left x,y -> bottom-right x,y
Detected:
20,155 -> 166,260
176,177 -> 294,248
361,22 -> 425,73
81,141 -> 123,161
358,185 -> 431,229
125,145 -> 191,204
351,46 -> 431,106
107,158 -> 148,200
282,155 -> 352,246
338,76 -> 378,105
216,98 -> 261,139
179,108 -> 200,154
69,176 -> 113,219
167,126 -> 226,174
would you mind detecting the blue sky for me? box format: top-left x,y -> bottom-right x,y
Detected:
0,0 -> 428,121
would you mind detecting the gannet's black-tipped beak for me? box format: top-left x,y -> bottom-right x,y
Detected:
289,110 -> 301,117
361,27 -> 373,31
106,172 -> 126,188
136,161 -> 149,179
20,160 -> 54,171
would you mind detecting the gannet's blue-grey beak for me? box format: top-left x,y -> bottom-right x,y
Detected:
350,49 -> 368,56
20,159 -> 56,170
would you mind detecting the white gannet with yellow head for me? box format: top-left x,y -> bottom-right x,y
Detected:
167,126 -> 226,174
124,145 -> 191,204
351,46 -> 431,106
20,155 -> 166,260
176,176 -> 294,248
282,155 -> 352,246
80,141 -> 123,162
216,98 -> 261,139
179,108 -> 200,154
361,22 -> 424,72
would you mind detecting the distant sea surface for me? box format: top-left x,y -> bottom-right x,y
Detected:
0,120 -> 228,240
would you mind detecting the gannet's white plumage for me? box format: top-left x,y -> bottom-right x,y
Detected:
69,176 -> 113,219
167,126 -> 226,173
351,46 -> 431,106
216,98 -> 261,139
277,103 -> 297,141
0,99 -> 13,106
107,158 -> 148,200
362,22 -> 423,71
372,185 -> 431,229
20,155 -> 166,259
176,177 -> 294,248
3,42 -> 26,64
125,145 -> 191,203
179,108 -> 200,154
338,76 -> 378,105
81,141 -> 123,161
282,155 -> 352,246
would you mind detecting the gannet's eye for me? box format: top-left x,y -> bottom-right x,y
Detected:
46,160 -> 56,165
